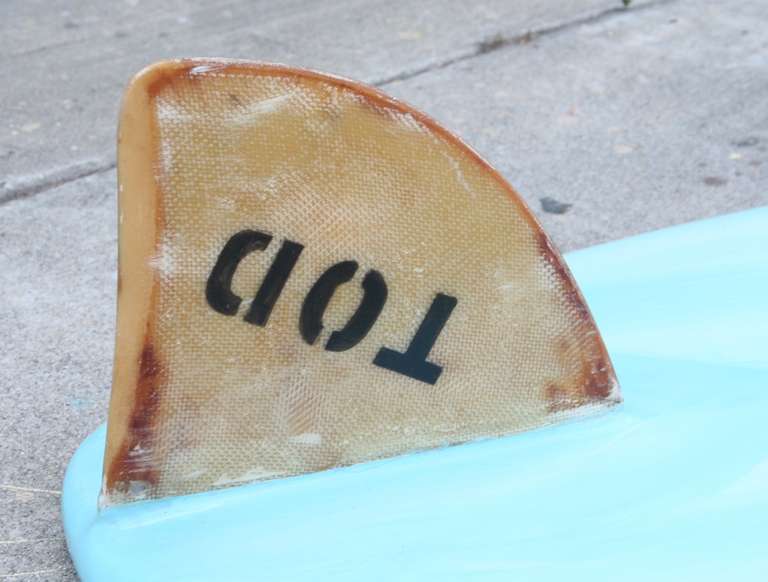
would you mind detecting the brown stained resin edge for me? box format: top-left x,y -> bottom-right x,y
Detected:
102,59 -> 620,502
535,231 -> 619,412
102,61 -> 168,499
106,339 -> 164,492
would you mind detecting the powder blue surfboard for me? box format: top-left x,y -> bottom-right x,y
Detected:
63,207 -> 768,581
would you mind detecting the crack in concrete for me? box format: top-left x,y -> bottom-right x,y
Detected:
0,158 -> 115,207
0,0 -> 677,208
376,0 -> 676,86
0,484 -> 62,495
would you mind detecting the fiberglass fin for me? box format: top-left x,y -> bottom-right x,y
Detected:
102,59 -> 620,505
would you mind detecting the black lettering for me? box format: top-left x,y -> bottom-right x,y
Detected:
299,261 -> 359,345
326,270 -> 388,352
244,240 -> 304,326
206,230 -> 272,316
373,293 -> 458,385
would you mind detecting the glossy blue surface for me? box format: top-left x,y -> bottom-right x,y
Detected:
63,208 -> 768,581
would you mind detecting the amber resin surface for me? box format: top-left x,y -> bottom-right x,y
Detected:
103,59 -> 620,505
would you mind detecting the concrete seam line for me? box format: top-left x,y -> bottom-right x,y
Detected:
375,0 -> 679,87
0,158 -> 115,207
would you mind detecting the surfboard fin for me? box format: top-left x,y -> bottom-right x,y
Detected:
102,59 -> 620,505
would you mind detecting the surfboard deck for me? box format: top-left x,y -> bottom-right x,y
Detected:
63,207 -> 768,581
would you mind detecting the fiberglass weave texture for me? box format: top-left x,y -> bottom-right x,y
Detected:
117,68 -> 617,500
